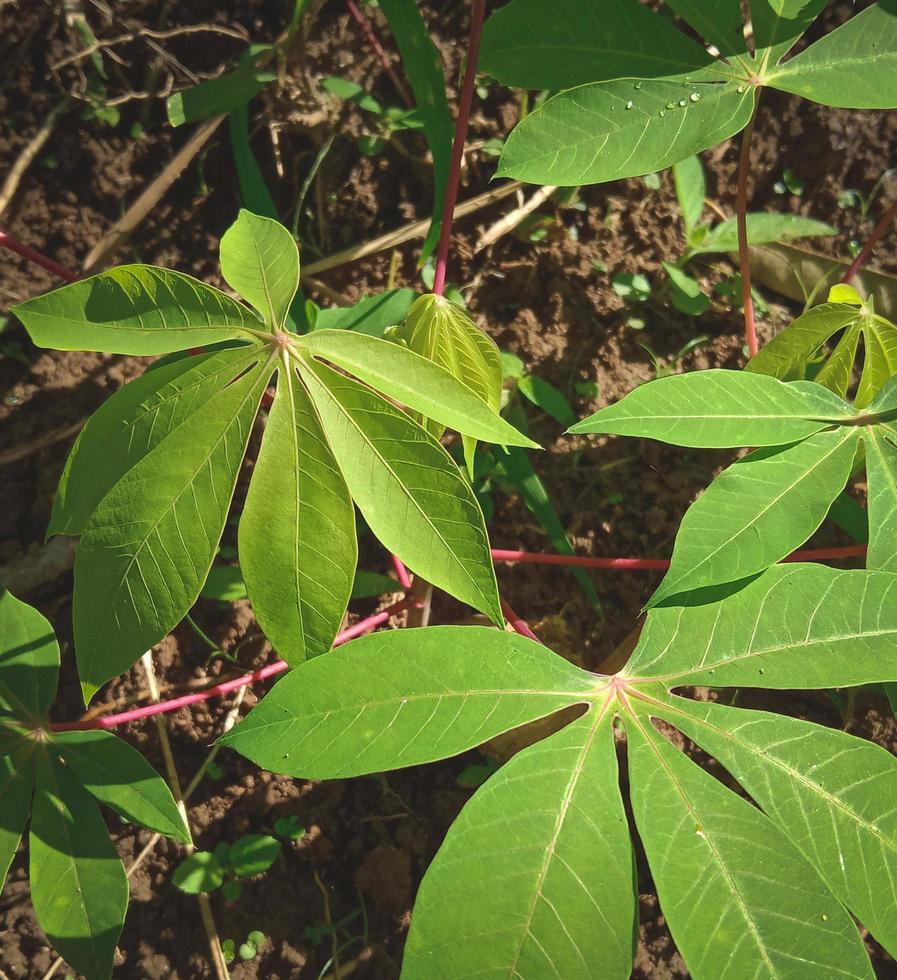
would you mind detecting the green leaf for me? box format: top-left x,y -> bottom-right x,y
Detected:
13,266 -> 261,355
0,751 -> 33,889
239,363 -> 356,665
497,73 -> 754,187
649,427 -> 860,606
220,626 -> 594,776
298,358 -> 504,626
690,213 -> 837,254
321,76 -> 383,115
50,347 -> 260,536
172,851 -> 225,894
74,354 -> 274,700
166,62 -> 275,126
624,563 -> 897,689
30,751 -> 128,980
312,288 -> 417,335
301,325 -> 535,449
672,155 -> 705,232
351,570 -> 401,599
0,591 -> 59,722
229,105 -> 277,219
569,369 -> 853,447
664,0 -> 748,57
229,834 -> 280,877
220,210 -> 300,331
378,0 -> 453,262
864,427 -> 897,573
53,729 -> 189,843
479,0 -> 714,90
625,712 -> 873,980
767,3 -> 897,109
663,262 -> 711,316
517,375 -> 577,428
661,696 -> 897,958
403,710 -> 636,980
200,565 -> 248,601
751,0 -> 830,64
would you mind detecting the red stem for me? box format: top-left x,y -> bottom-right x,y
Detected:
842,196 -> 897,283
500,598 -> 541,643
736,99 -> 760,358
431,0 -> 486,297
0,230 -> 79,282
346,0 -> 413,107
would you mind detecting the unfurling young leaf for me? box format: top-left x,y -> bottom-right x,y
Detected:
13,211 -> 530,694
224,562 -> 897,978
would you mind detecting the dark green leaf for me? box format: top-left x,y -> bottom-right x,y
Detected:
172,851 -> 225,893
166,63 -> 275,126
0,590 -> 59,722
229,834 -> 280,877
0,751 -> 33,889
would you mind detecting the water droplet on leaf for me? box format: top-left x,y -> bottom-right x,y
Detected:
690,92 -> 700,102
625,100 -> 634,110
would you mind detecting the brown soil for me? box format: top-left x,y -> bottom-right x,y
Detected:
2,1 -> 896,978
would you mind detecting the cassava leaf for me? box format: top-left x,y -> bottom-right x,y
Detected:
298,356 -> 504,625
239,363 -> 356,665
403,710 -> 636,980
672,154 -> 706,232
219,626 -> 593,776
50,346 -> 260,536
568,369 -> 854,447
624,563 -> 897,688
30,751 -> 128,980
649,427 -> 860,606
300,325 -> 535,449
0,590 -> 59,722
767,3 -> 897,109
312,288 -> 417,335
864,427 -> 897,573
0,751 -> 33,889
479,0 -> 714,90
13,266 -> 262,355
74,353 -> 274,701
663,0 -> 748,57
219,210 -> 300,330
625,712 -> 873,980
496,73 -> 755,187
53,729 -> 189,843
690,212 -> 836,254
659,695 -> 897,957
751,0 -> 831,64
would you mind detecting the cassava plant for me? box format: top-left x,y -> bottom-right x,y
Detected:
12,209 -> 535,702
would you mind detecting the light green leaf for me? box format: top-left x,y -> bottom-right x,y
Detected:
517,374 -> 577,427
857,315 -> 897,407
767,3 -> 897,109
0,591 -> 59,722
378,0 -> 452,261
403,709 -> 636,980
229,834 -> 280,877
663,262 -> 711,316
298,357 -> 503,625
649,427 -> 860,606
50,347 -> 260,536
816,322 -> 861,398
569,369 -> 853,447
864,427 -> 897,573
219,210 -> 299,330
200,565 -> 248,601
13,266 -> 261,355
74,354 -> 274,700
312,288 -> 417,335
239,363 -> 356,665
660,695 -> 897,958
166,62 -> 275,126
321,76 -> 383,115
752,0 -> 831,64
300,324 -> 535,449
30,751 -> 128,980
497,73 -> 754,187
172,851 -> 225,894
53,729 -> 189,843
624,563 -> 897,688
672,154 -> 706,231
479,0 -> 714,89
691,212 -> 837,254
626,712 -> 873,980
220,626 -> 594,776
0,751 -> 33,889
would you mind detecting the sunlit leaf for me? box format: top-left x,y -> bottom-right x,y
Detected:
0,591 -> 59,722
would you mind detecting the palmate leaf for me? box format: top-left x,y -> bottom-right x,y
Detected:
751,0 -> 832,65
0,750 -> 33,888
15,212 -> 528,695
0,591 -> 59,722
224,562 -> 897,978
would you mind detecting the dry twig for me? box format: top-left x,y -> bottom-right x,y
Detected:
0,99 -> 71,220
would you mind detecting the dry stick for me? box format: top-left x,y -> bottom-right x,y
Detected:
474,183 -> 558,253
0,98 -> 71,220
842,196 -> 897,284
0,418 -> 85,468
81,114 -> 226,274
346,0 -> 412,107
140,652 -> 230,980
736,94 -> 761,358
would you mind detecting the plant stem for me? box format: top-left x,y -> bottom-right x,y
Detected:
431,0 -> 486,297
184,612 -> 224,657
736,95 -> 760,358
0,230 -> 79,282
346,0 -> 412,107
841,196 -> 897,283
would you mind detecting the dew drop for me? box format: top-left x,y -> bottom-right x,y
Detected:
737,85 -> 747,94
758,668 -> 765,675
659,110 -> 666,117
634,81 -> 643,90
625,100 -> 635,110
666,101 -> 677,110
821,913 -> 829,922
690,92 -> 700,102
678,99 -> 687,107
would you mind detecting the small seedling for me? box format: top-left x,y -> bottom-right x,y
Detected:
173,834 -> 281,898
274,815 -> 306,840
